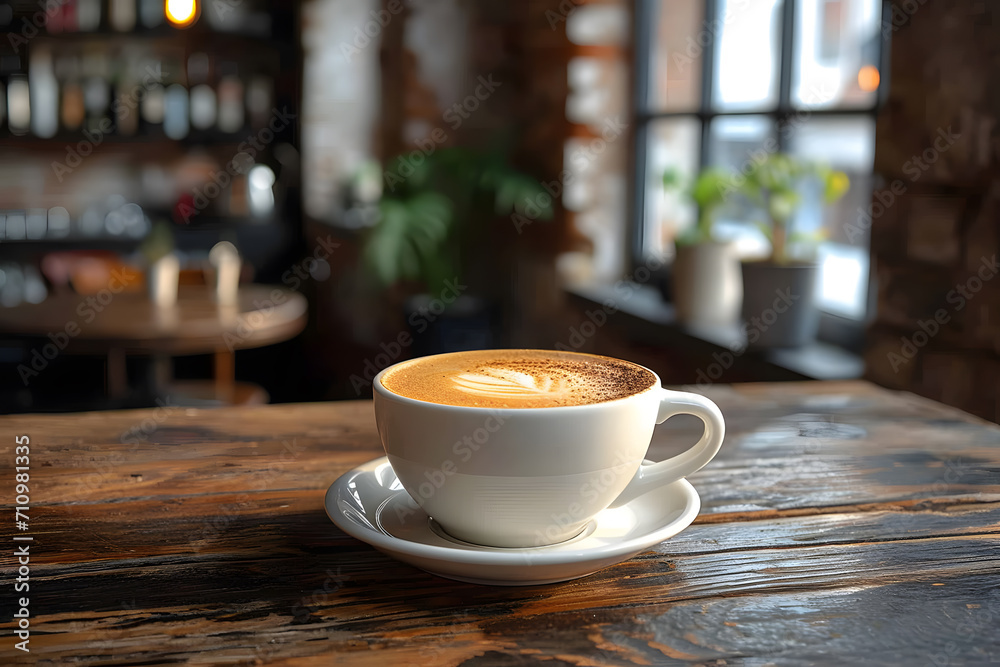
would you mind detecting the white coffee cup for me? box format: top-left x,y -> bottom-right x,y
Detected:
373,352 -> 725,548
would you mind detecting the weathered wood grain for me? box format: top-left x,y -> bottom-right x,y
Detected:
1,381 -> 999,665
4,383 -> 997,514
11,512 -> 1000,665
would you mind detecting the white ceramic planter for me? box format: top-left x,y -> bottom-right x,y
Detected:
671,241 -> 742,327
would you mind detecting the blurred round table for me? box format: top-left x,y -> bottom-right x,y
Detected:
1,285 -> 308,405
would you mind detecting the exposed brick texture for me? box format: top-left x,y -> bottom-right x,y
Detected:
866,0 -> 1000,423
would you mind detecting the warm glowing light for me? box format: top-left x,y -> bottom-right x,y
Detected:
857,65 -> 880,92
165,0 -> 198,27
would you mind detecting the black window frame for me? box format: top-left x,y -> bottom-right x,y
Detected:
630,0 -> 891,352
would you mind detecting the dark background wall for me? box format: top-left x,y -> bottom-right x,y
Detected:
865,0 -> 1000,421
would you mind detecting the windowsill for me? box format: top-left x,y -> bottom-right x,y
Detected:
565,282 -> 864,381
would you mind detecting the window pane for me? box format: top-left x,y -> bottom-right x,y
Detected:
786,115 -> 875,319
707,116 -> 778,258
708,115 -> 776,169
646,0 -> 703,112
817,242 -> 868,319
786,115 -> 875,244
713,0 -> 783,111
643,117 -> 701,259
792,0 -> 882,109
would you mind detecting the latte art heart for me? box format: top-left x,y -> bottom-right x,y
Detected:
452,368 -> 569,398
379,349 -> 657,408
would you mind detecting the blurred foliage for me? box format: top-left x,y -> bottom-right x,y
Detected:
139,220 -> 175,264
663,167 -> 739,245
363,147 -> 553,294
740,153 -> 849,264
663,154 -> 849,262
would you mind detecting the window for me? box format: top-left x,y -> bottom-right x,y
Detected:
634,0 -> 887,321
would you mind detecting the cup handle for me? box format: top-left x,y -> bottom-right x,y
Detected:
608,388 -> 725,508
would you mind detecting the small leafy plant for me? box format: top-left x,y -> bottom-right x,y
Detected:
664,153 -> 849,263
663,167 -> 738,246
737,153 -> 849,264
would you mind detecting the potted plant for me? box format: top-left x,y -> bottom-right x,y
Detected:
737,153 -> 849,348
664,167 -> 743,327
361,147 -> 552,354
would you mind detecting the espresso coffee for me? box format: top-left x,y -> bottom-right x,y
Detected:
379,349 -> 657,409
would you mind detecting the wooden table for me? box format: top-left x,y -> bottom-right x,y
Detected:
0,285 -> 307,403
2,381 -> 999,664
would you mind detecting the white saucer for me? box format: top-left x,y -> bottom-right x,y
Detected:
324,457 -> 701,586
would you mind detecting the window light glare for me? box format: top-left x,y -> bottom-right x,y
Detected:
819,248 -> 866,319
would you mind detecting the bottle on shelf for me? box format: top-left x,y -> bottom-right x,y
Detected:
47,207 -> 71,238
164,83 -> 189,139
61,78 -> 86,131
113,50 -> 146,136
49,0 -> 79,33
82,75 -> 110,133
139,0 -> 163,28
25,209 -> 47,239
45,0 -> 65,33
188,52 -> 217,131
141,80 -> 166,131
76,0 -> 101,32
7,75 -> 30,135
53,54 -> 80,131
4,212 -> 26,240
81,50 -> 111,133
247,74 -> 273,129
216,62 -> 244,133
1,263 -> 27,308
109,0 -> 137,32
115,79 -> 139,135
29,47 -> 59,138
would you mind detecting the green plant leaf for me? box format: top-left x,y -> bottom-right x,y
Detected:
662,167 -> 683,190
789,229 -> 828,244
821,167 -> 850,202
768,190 -> 799,222
364,203 -> 404,286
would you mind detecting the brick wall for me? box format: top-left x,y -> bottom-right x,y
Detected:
865,0 -> 1000,422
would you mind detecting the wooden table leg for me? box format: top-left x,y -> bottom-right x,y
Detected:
106,347 -> 127,400
150,353 -> 173,400
214,350 -> 235,403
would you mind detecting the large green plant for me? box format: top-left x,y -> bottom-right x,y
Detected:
363,147 -> 552,295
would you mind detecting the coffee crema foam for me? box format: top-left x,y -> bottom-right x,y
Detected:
380,350 -> 657,408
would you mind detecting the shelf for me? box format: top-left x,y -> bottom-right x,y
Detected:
0,237 -> 141,256
566,282 -> 865,381
11,23 -> 278,46
0,127 -> 286,150
0,217 -> 281,254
